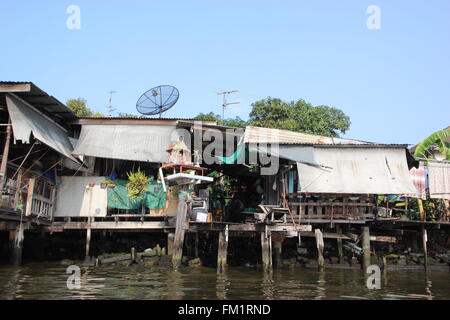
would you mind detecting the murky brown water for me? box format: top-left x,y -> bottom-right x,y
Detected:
0,263 -> 449,300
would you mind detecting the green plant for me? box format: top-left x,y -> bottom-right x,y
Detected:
414,128 -> 450,160
126,168 -> 152,199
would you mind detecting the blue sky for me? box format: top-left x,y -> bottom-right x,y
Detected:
1,0 -> 449,144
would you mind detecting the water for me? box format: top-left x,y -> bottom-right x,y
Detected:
0,263 -> 449,300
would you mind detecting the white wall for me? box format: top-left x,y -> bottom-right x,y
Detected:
54,176 -> 107,217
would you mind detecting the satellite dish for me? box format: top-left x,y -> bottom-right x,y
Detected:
136,85 -> 179,117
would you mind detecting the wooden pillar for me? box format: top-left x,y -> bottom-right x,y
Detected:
336,225 -> 344,264
261,226 -> 272,272
422,226 -> 428,271
272,239 -> 282,269
217,226 -> 228,274
25,178 -> 35,216
85,228 -> 92,259
315,229 -> 324,271
9,229 -> 23,265
0,121 -> 11,189
362,226 -> 370,271
167,232 -> 175,255
194,232 -> 199,258
172,200 -> 188,269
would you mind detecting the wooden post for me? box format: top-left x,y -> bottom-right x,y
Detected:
8,229 -> 22,265
172,200 -> 188,269
25,178 -> 35,216
336,225 -> 344,263
131,247 -> 136,262
261,226 -> 272,272
272,239 -> 283,269
167,232 -> 175,255
0,121 -> 11,189
315,229 -> 324,271
217,226 -> 228,274
422,226 -> 428,271
85,228 -> 92,259
362,226 -> 370,271
194,232 -> 199,258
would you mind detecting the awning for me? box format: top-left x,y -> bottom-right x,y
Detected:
249,144 -> 320,167
6,94 -> 77,162
72,124 -> 182,163
296,147 -> 416,194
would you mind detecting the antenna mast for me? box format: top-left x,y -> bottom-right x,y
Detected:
108,90 -> 117,117
217,90 -> 240,125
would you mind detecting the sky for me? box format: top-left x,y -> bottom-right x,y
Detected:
1,0 -> 449,145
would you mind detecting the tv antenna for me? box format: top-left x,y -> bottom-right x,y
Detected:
136,85 -> 179,118
217,90 -> 239,125
108,90 -> 117,117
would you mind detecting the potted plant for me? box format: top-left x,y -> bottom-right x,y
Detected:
126,168 -> 152,200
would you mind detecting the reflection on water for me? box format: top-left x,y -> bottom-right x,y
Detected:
0,262 -> 449,300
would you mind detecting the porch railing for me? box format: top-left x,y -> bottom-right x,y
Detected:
288,194 -> 375,221
1,172 -> 56,220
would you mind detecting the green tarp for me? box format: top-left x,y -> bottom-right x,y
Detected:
215,144 -> 246,164
107,179 -> 167,210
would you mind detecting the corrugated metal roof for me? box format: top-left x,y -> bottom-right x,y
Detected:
0,81 -> 75,121
243,126 -> 372,145
78,117 -> 201,120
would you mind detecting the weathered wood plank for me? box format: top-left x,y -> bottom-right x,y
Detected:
172,201 -> 188,270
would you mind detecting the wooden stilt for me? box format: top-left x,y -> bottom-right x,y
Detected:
422,226 -> 428,271
272,239 -> 282,269
85,228 -> 91,259
315,229 -> 324,271
336,225 -> 344,264
0,120 -> 11,189
167,232 -> 175,255
172,200 -> 188,269
362,226 -> 370,271
194,231 -> 199,258
8,229 -> 22,265
261,226 -> 272,272
217,226 -> 228,273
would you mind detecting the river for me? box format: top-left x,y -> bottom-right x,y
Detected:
0,263 -> 449,300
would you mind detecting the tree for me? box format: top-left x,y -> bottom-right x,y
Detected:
66,98 -> 105,117
414,127 -> 450,160
194,112 -> 247,128
249,97 -> 351,137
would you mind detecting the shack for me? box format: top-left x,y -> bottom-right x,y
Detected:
1,81 -> 449,272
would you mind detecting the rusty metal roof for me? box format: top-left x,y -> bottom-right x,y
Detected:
243,126 -> 373,145
0,81 -> 75,122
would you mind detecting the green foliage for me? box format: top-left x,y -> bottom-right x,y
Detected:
66,98 -> 105,118
194,112 -> 247,128
125,168 -> 152,200
116,112 -> 147,118
249,97 -> 351,137
414,128 -> 450,160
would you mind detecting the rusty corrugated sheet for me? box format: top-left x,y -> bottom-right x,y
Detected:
243,126 -> 370,145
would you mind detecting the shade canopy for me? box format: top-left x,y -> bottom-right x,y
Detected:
296,147 -> 416,194
72,124 -> 183,163
6,94 -> 77,162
